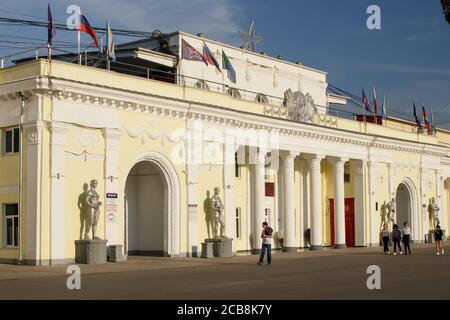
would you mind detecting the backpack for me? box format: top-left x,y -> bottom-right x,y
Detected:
264,227 -> 273,236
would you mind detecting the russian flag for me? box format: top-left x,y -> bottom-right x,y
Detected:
79,14 -> 98,47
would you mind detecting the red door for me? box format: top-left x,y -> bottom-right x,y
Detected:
329,198 -> 355,247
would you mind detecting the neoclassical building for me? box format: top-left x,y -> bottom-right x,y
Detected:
1,31 -> 450,265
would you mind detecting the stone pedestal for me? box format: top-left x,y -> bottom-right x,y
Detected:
205,237 -> 233,257
107,245 -> 125,262
75,239 -> 107,264
201,242 -> 214,258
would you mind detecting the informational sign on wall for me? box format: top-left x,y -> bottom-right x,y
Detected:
106,193 -> 118,222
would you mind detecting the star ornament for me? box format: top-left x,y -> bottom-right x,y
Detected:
239,20 -> 263,52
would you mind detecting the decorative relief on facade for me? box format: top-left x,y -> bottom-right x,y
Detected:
263,105 -> 287,118
27,131 -> 39,145
73,129 -> 98,148
65,150 -> 104,162
284,89 -> 317,123
316,114 -> 338,128
273,66 -> 278,88
123,117 -> 178,146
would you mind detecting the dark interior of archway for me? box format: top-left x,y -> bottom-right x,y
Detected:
125,161 -> 165,256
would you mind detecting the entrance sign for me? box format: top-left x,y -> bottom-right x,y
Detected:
106,193 -> 118,222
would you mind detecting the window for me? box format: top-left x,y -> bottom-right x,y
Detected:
3,204 -> 19,247
234,152 -> 241,178
3,127 -> 20,154
194,80 -> 210,90
227,87 -> 241,99
235,208 -> 241,239
255,94 -> 269,104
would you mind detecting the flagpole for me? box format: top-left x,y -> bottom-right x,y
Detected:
77,30 -> 81,65
47,44 -> 51,60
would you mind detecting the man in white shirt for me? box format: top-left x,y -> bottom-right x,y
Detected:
257,222 -> 272,266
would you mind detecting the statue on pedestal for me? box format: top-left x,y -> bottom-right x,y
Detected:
212,187 -> 225,238
386,198 -> 396,226
428,197 -> 440,230
83,179 -> 102,240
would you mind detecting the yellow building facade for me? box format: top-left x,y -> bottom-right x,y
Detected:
1,33 -> 450,265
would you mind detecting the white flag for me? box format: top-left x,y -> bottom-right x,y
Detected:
106,20 -> 115,60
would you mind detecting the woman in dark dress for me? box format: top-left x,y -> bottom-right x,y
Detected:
434,224 -> 444,256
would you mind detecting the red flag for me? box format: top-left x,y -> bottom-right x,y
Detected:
79,14 -> 98,47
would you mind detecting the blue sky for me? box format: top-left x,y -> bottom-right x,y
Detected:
0,0 -> 449,127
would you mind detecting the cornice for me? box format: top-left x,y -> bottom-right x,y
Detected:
3,75 -> 448,160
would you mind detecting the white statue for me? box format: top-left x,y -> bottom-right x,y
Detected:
428,197 -> 440,230
283,89 -> 317,123
386,198 -> 396,225
83,179 -> 102,240
212,187 -> 225,238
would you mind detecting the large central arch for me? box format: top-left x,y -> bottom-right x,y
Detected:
123,152 -> 180,256
395,178 -> 419,241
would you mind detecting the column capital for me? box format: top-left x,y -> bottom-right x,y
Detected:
48,122 -> 70,146
303,153 -> 325,162
102,127 -> 122,140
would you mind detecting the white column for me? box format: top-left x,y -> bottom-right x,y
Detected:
388,163 -> 396,221
300,159 -> 310,248
223,142 -> 236,253
252,148 -> 266,252
23,122 -> 43,265
103,128 -> 121,245
333,158 -> 347,248
436,170 -> 444,226
353,160 -> 365,246
49,122 -> 70,264
367,161 -> 378,246
309,154 -> 324,250
186,126 -> 200,257
282,152 -> 298,252
420,167 -> 428,240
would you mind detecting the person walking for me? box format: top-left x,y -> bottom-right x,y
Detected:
381,223 -> 390,254
392,224 -> 403,255
402,222 -> 412,255
434,224 -> 445,256
257,222 -> 273,266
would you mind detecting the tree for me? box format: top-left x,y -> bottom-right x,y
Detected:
442,0 -> 450,24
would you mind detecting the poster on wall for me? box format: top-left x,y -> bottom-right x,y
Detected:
106,193 -> 118,222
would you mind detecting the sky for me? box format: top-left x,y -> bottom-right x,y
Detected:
0,0 -> 449,128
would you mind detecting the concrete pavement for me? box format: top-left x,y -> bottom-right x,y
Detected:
0,243 -> 449,299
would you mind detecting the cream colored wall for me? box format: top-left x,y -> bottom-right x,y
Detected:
234,163 -> 249,251
63,126 -> 105,258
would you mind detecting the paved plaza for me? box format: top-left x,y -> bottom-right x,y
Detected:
0,243 -> 449,300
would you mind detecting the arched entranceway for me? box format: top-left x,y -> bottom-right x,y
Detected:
395,178 -> 419,240
124,152 -> 180,256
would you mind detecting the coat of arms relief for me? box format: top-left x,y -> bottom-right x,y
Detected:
283,89 -> 317,123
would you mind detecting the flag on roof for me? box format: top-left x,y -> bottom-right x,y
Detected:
182,39 -> 207,64
422,105 -> 432,134
413,102 -> 422,129
222,50 -> 236,83
362,88 -> 371,112
106,20 -> 115,60
372,88 -> 378,115
79,13 -> 98,47
47,3 -> 56,46
203,43 -> 221,72
381,95 -> 387,119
